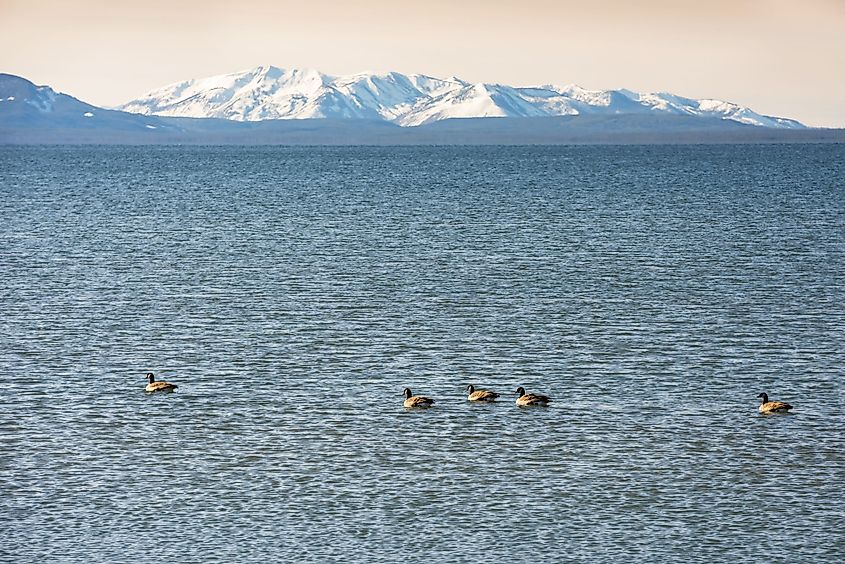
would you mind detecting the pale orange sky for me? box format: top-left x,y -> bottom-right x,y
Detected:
1,0 -> 843,126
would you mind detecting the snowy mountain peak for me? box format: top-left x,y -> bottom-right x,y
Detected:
116,67 -> 805,129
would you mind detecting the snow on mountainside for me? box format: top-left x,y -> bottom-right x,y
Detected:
0,73 -> 176,132
0,75 -> 62,114
117,66 -> 805,129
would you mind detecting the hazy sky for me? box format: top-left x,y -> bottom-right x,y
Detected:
2,0 -> 843,126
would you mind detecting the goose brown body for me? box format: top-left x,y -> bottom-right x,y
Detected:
515,386 -> 551,406
403,387 -> 434,408
757,392 -> 792,413
466,385 -> 499,402
145,373 -> 177,393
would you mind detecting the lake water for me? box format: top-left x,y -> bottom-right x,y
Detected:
1,145 -> 844,562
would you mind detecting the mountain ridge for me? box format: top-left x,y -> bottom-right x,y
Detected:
116,65 -> 805,129
6,72 -> 843,145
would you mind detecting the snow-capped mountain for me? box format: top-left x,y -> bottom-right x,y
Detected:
117,65 -> 804,129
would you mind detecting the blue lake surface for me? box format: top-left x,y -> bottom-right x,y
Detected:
1,144 -> 844,562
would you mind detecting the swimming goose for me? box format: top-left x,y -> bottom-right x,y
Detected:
145,372 -> 178,393
466,384 -> 499,402
403,388 -> 434,408
757,392 -> 792,414
515,386 -> 551,407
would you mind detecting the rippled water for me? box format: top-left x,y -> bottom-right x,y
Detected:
1,145 -> 844,562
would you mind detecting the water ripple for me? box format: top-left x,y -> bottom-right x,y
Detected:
1,145 -> 843,562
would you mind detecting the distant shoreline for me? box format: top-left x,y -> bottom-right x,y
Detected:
3,116 -> 844,146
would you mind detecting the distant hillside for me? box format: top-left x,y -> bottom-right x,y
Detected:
0,73 -> 180,139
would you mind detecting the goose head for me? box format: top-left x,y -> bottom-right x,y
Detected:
515,386 -> 526,397
466,385 -> 475,394
757,392 -> 769,404
403,388 -> 412,399
146,373 -> 156,383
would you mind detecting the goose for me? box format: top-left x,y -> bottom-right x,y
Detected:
466,384 -> 499,402
757,392 -> 792,414
515,386 -> 551,407
403,387 -> 434,408
145,372 -> 178,393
